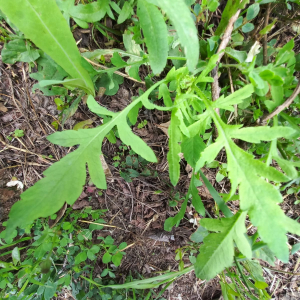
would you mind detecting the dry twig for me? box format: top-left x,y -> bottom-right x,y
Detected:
84,57 -> 145,85
0,140 -> 54,164
211,10 -> 241,110
259,81 -> 300,123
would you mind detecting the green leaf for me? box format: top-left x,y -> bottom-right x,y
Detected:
190,226 -> 209,243
195,54 -> 219,82
182,135 -> 205,168
55,0 -> 74,25
195,210 -> 252,280
265,85 -> 284,112
128,101 -> 143,125
44,282 -> 57,300
215,0 -> 248,35
159,83 -> 173,107
246,3 -> 260,21
207,0 -> 219,12
30,54 -> 69,96
2,39 -> 40,64
195,138 -> 224,169
5,82 -> 162,237
164,175 -> 205,231
70,0 -> 109,23
252,245 -> 275,266
234,16 -> 243,30
195,87 -> 300,262
230,126 -> 296,143
97,73 -> 124,96
242,23 -> 255,33
167,109 -> 182,186
243,259 -> 265,282
225,47 -> 247,63
190,174 -> 205,216
11,247 -> 20,265
291,243 -> 300,255
164,189 -> 188,231
38,78 -> 88,93
214,84 -> 254,111
87,95 -> 117,117
117,1 -> 132,24
102,252 -> 112,264
255,281 -> 268,290
0,0 -> 94,95
199,170 -> 233,218
75,251 -> 87,264
265,122 -> 298,180
87,250 -> 96,261
112,252 -> 123,267
281,112 -> 300,137
259,18 -> 276,36
137,0 -> 168,74
110,1 -> 121,14
249,71 -> 265,89
146,0 -> 199,71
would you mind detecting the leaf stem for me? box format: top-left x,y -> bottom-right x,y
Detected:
234,256 -> 255,297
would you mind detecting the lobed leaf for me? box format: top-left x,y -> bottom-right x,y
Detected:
195,210 -> 252,280
5,82 -> 163,237
195,86 -> 300,262
214,84 -> 254,111
230,126 -> 296,143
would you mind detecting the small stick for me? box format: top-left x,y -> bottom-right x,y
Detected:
84,57 -> 145,85
263,266 -> 300,276
114,243 -> 135,253
263,4 -> 271,65
212,10 -> 241,112
0,140 -> 54,163
226,55 -> 237,123
78,219 -> 128,231
259,81 -> 300,124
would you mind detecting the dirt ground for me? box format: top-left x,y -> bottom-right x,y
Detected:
1,23 -> 300,300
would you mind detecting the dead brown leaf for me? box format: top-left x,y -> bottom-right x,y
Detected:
72,199 -> 90,209
0,103 -> 8,112
100,154 -> 114,182
156,121 -> 170,137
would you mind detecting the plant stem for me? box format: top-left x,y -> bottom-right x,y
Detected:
234,256 -> 255,298
211,9 -> 241,117
263,3 -> 271,66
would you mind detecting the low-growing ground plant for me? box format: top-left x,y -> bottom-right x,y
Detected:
1,0 -> 300,299
0,207 -> 129,299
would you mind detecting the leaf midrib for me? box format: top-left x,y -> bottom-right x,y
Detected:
25,0 -> 88,87
200,91 -> 261,210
